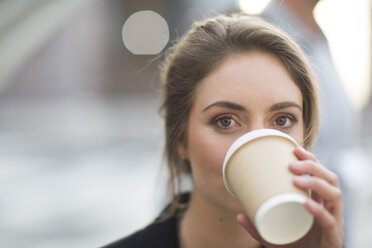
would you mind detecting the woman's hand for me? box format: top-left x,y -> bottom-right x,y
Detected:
236,147 -> 344,248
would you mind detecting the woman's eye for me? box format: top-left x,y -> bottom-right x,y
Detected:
274,114 -> 296,128
219,117 -> 233,127
213,115 -> 238,129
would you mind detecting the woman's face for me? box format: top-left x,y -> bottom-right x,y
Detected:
178,51 -> 304,214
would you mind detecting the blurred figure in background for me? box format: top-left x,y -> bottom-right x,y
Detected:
261,0 -> 360,245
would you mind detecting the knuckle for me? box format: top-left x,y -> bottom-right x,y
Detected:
309,160 -> 318,166
330,173 -> 339,185
308,161 -> 318,172
301,160 -> 316,173
334,189 -> 343,201
312,202 -> 326,218
309,177 -> 321,187
300,162 -> 311,172
324,217 -> 337,229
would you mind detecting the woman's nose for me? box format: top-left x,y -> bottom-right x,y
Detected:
247,120 -> 266,132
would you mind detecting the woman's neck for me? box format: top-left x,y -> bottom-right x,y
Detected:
179,188 -> 260,248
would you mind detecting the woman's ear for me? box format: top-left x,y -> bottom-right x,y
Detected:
177,142 -> 188,160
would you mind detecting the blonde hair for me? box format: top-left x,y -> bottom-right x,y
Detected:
159,12 -> 319,216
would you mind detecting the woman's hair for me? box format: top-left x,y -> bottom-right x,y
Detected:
158,12 -> 319,215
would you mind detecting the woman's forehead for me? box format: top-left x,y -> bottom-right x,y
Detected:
192,52 -> 303,109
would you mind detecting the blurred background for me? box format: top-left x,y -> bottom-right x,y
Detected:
0,0 -> 371,247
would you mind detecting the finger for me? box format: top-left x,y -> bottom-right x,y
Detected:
293,147 -> 319,163
294,176 -> 342,202
294,176 -> 343,219
289,160 -> 340,187
236,213 -> 262,242
304,199 -> 342,239
311,190 -> 324,205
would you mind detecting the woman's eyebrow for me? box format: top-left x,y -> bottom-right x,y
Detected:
269,102 -> 303,111
203,101 -> 247,112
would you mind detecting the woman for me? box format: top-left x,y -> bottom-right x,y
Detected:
105,13 -> 344,248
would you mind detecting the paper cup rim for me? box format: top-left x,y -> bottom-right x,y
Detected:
255,192 -> 314,244
222,128 -> 299,197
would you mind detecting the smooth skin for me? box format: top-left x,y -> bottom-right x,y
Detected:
178,51 -> 344,248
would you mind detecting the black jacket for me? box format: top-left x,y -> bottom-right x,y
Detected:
102,215 -> 179,248
101,194 -> 190,248
102,193 -> 266,248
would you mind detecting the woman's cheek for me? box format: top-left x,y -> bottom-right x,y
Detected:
190,140 -> 231,174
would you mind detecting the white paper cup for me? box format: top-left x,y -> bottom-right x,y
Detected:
222,129 -> 313,244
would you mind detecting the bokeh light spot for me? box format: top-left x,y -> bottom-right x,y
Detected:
239,0 -> 270,14
122,10 -> 169,55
